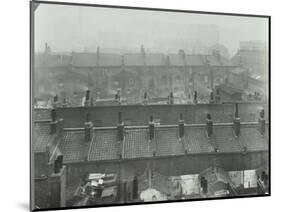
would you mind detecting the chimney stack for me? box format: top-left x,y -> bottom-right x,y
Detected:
209,91 -> 215,104
149,115 -> 155,140
54,154 -> 63,174
193,91 -> 198,104
233,103 -> 240,136
215,88 -> 221,103
206,113 -> 213,138
50,109 -> 57,134
168,92 -> 174,104
117,112 -> 124,141
84,90 -> 90,107
258,108 -> 266,135
179,113 -> 185,138
143,91 -> 148,105
62,98 -> 67,107
84,113 -> 93,142
53,95 -> 58,108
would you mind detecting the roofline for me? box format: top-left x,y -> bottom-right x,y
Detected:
62,149 -> 269,164
33,101 -> 268,110
63,121 -> 268,131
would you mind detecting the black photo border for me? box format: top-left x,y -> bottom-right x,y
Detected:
30,0 -> 271,211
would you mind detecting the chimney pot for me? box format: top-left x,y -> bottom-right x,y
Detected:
206,113 -> 213,137
169,92 -> 174,104
258,109 -> 266,135
194,91 -> 198,104
215,88 -> 221,103
51,109 -> 57,122
53,95 -> 58,108
149,115 -> 155,140
210,91 -> 215,103
84,121 -> 93,142
117,112 -> 124,141
84,90 -> 90,107
179,113 -> 185,138
233,103 -> 240,136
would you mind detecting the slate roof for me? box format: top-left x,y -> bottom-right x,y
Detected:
155,127 -> 184,156
99,53 -> 122,67
33,121 -> 268,164
185,55 -> 204,66
145,53 -> 166,66
59,130 -> 90,163
168,54 -> 185,66
32,121 -> 60,154
72,53 -> 98,67
35,54 -> 72,68
123,128 -> 153,159
124,53 -> 144,66
35,52 -> 235,68
33,122 -> 54,152
88,129 -> 120,161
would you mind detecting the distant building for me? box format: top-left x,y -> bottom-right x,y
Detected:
34,44 -> 237,103
232,41 -> 268,78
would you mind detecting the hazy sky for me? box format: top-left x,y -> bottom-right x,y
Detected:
34,3 -> 268,56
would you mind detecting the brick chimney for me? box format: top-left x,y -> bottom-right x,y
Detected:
84,90 -> 90,107
179,113 -> 185,139
168,92 -> 174,104
206,113 -> 213,138
215,88 -> 221,103
53,95 -> 58,108
233,103 -> 240,136
193,91 -> 198,104
54,154 -> 63,174
117,112 -> 124,141
143,91 -> 148,105
84,113 -> 93,142
149,115 -> 155,140
49,154 -> 66,208
258,108 -> 266,135
209,91 -> 215,104
62,98 -> 67,107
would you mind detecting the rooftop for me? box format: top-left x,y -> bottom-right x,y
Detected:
33,121 -> 268,164
35,51 -> 235,68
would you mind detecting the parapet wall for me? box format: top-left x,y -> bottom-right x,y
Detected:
34,102 -> 268,128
